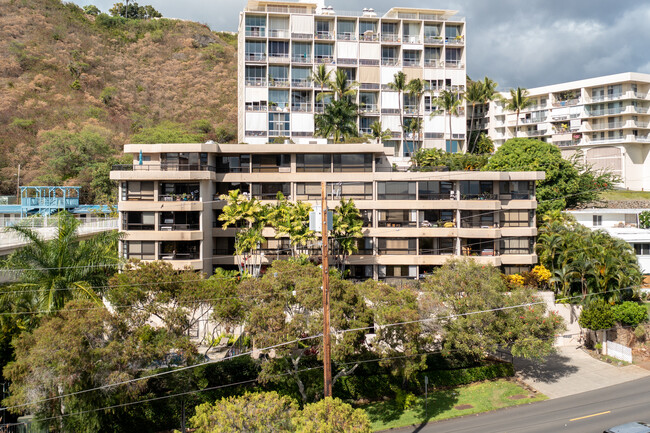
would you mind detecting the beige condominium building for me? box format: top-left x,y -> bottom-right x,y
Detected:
238,0 -> 468,162
110,143 -> 543,280
482,72 -> 650,191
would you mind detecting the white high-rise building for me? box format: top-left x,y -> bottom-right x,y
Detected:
238,0 -> 467,162
484,72 -> 650,191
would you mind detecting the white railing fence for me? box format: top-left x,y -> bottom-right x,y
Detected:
606,340 -> 632,363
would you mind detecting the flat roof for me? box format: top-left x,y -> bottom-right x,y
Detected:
499,72 -> 650,96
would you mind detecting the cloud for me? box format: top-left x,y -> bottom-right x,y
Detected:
68,0 -> 650,89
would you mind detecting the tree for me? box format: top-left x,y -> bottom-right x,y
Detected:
293,397 -> 372,433
505,87 -> 533,137
406,78 -> 426,151
331,199 -> 363,273
485,138 -> 618,214
420,258 -> 565,360
2,212 -> 120,314
365,120 -> 391,144
410,148 -> 488,171
325,69 -> 358,101
315,98 -> 358,143
190,392 -> 298,433
387,71 -> 407,147
432,90 -> 463,153
464,80 -> 484,153
109,2 -> 162,19
130,121 -> 205,144
471,77 -> 499,151
83,4 -> 101,15
311,64 -> 332,97
3,300 -> 194,433
267,193 -> 316,256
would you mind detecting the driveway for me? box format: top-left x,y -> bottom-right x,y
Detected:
514,345 -> 650,398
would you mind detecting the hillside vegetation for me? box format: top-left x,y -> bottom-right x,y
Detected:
0,0 -> 237,201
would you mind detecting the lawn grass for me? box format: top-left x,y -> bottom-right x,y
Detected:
362,379 -> 547,431
599,190 -> 650,201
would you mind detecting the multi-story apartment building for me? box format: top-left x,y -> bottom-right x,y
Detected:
110,143 -> 543,280
484,72 -> 650,190
238,0 -> 467,161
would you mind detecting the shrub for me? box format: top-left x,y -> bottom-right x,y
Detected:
100,86 -> 117,105
634,324 -> 646,341
11,118 -> 35,129
70,79 -> 81,90
612,302 -> 648,327
192,119 -> 213,134
579,299 -> 616,331
421,363 -> 514,388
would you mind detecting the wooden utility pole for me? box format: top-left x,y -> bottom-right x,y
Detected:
321,181 -> 332,397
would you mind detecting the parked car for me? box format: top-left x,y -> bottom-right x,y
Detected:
604,422 -> 650,433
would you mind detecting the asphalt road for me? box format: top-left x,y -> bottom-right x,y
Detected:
388,376 -> 650,433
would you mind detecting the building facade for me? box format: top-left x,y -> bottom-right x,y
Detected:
483,72 -> 650,191
110,143 -> 543,280
566,208 -> 650,277
238,0 -> 467,161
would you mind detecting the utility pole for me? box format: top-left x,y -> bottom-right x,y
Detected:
321,181 -> 332,397
16,164 -> 20,205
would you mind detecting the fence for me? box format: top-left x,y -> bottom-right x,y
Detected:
606,341 -> 632,363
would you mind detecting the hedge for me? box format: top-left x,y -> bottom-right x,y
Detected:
420,362 -> 515,388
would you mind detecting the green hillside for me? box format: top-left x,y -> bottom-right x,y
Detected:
0,0 -> 238,201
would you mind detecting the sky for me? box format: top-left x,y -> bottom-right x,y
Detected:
72,0 -> 650,90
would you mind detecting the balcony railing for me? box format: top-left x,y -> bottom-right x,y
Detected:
402,35 -> 420,44
291,33 -> 312,40
445,36 -> 464,45
245,78 -> 266,86
159,252 -> 200,260
112,164 -> 216,172
268,53 -> 290,62
245,53 -> 266,62
381,108 -> 400,114
159,223 -> 200,231
552,98 -> 580,107
338,58 -> 357,65
268,129 -> 290,137
291,103 -> 311,112
381,34 -> 399,42
315,56 -> 334,64
314,31 -> 333,40
291,78 -> 312,88
245,131 -> 267,137
381,58 -> 399,66
245,28 -> 266,37
403,59 -> 420,67
268,77 -> 290,87
292,55 -> 312,64
268,104 -> 290,112
359,33 -> 378,42
360,83 -> 380,90
246,104 -> 267,112
268,29 -> 289,38
359,59 -> 379,66
587,108 -> 624,116
461,192 -> 498,200
424,59 -> 441,67
444,60 -> 463,68
359,104 -> 379,113
377,248 -> 417,255
337,32 -> 356,41
424,36 -> 443,44
124,223 -> 155,231
159,194 -> 200,201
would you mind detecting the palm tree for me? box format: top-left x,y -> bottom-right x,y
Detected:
464,80 -> 484,153
365,120 -> 391,144
315,98 -> 358,143
324,69 -> 358,101
3,212 -> 120,314
432,89 -> 463,152
388,71 -> 407,148
332,199 -> 363,274
473,77 -> 500,151
406,78 -> 426,151
311,64 -> 332,103
505,87 -> 533,138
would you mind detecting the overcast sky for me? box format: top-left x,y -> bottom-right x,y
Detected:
73,0 -> 650,89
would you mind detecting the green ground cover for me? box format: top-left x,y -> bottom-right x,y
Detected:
363,379 -> 547,431
599,190 -> 650,201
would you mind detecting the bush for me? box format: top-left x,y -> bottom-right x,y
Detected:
579,299 -> 616,331
634,324 -> 646,341
100,86 -> 117,105
640,211 -> 650,229
421,363 -> 515,388
192,119 -> 213,134
612,302 -> 648,327
10,118 -> 35,129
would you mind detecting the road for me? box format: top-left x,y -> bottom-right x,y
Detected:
389,376 -> 650,433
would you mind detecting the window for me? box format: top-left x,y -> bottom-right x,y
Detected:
500,237 -> 534,255
159,241 -> 200,260
460,211 -> 494,228
377,182 -> 416,200
296,154 -> 331,172
446,140 -> 459,153
160,212 -> 200,231
269,41 -> 289,57
593,215 -> 602,226
333,154 -> 372,172
251,183 -> 291,199
122,181 -> 154,201
419,210 -> 455,227
423,24 -> 440,38
351,238 -> 374,255
215,155 -> 250,173
251,154 -> 290,172
445,48 -> 461,65
314,43 -> 333,59
381,46 -> 398,65
268,113 -> 289,135
634,243 -> 650,255
378,265 -> 417,279
123,241 -> 155,260
403,50 -> 420,66
418,181 -> 453,199
328,182 -> 373,200
460,181 -> 494,199
501,210 -> 532,227
269,90 -> 289,110
245,41 -> 266,60
625,214 -> 637,226
377,210 -> 417,227
292,43 -> 311,61
337,20 -> 356,39
445,25 -> 460,39
245,15 -> 266,36
268,65 -> 289,84
295,183 -> 321,200
500,181 -> 534,199
123,212 -> 155,230
377,238 -> 417,255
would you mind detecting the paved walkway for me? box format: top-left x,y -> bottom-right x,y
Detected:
514,345 -> 650,398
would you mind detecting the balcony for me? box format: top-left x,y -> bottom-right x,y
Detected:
245,53 -> 266,62
291,102 -> 311,112
381,33 -> 399,42
381,58 -> 399,66
586,108 -> 624,117
291,78 -> 312,88
338,58 -> 357,65
359,32 -> 379,42
268,53 -> 290,63
359,104 -> 379,114
268,129 -> 290,137
291,33 -> 312,40
424,36 -> 443,44
112,164 -> 215,172
591,94 -> 623,103
315,56 -> 334,64
444,60 -> 463,68
552,98 -> 580,107
268,103 -> 290,112
245,103 -> 267,112
292,55 -> 312,64
445,36 -> 464,45
403,59 -> 421,67
424,59 -> 441,68
245,28 -> 266,37
314,31 -> 333,40
337,32 -> 357,41
268,29 -> 289,38
461,192 -> 498,200
359,83 -> 380,90
245,78 -> 266,87
522,130 -> 548,137
268,77 -> 290,87
402,35 -> 421,44
159,223 -> 200,231
359,59 -> 379,66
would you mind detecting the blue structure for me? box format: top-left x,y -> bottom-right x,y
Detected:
0,186 -> 111,220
